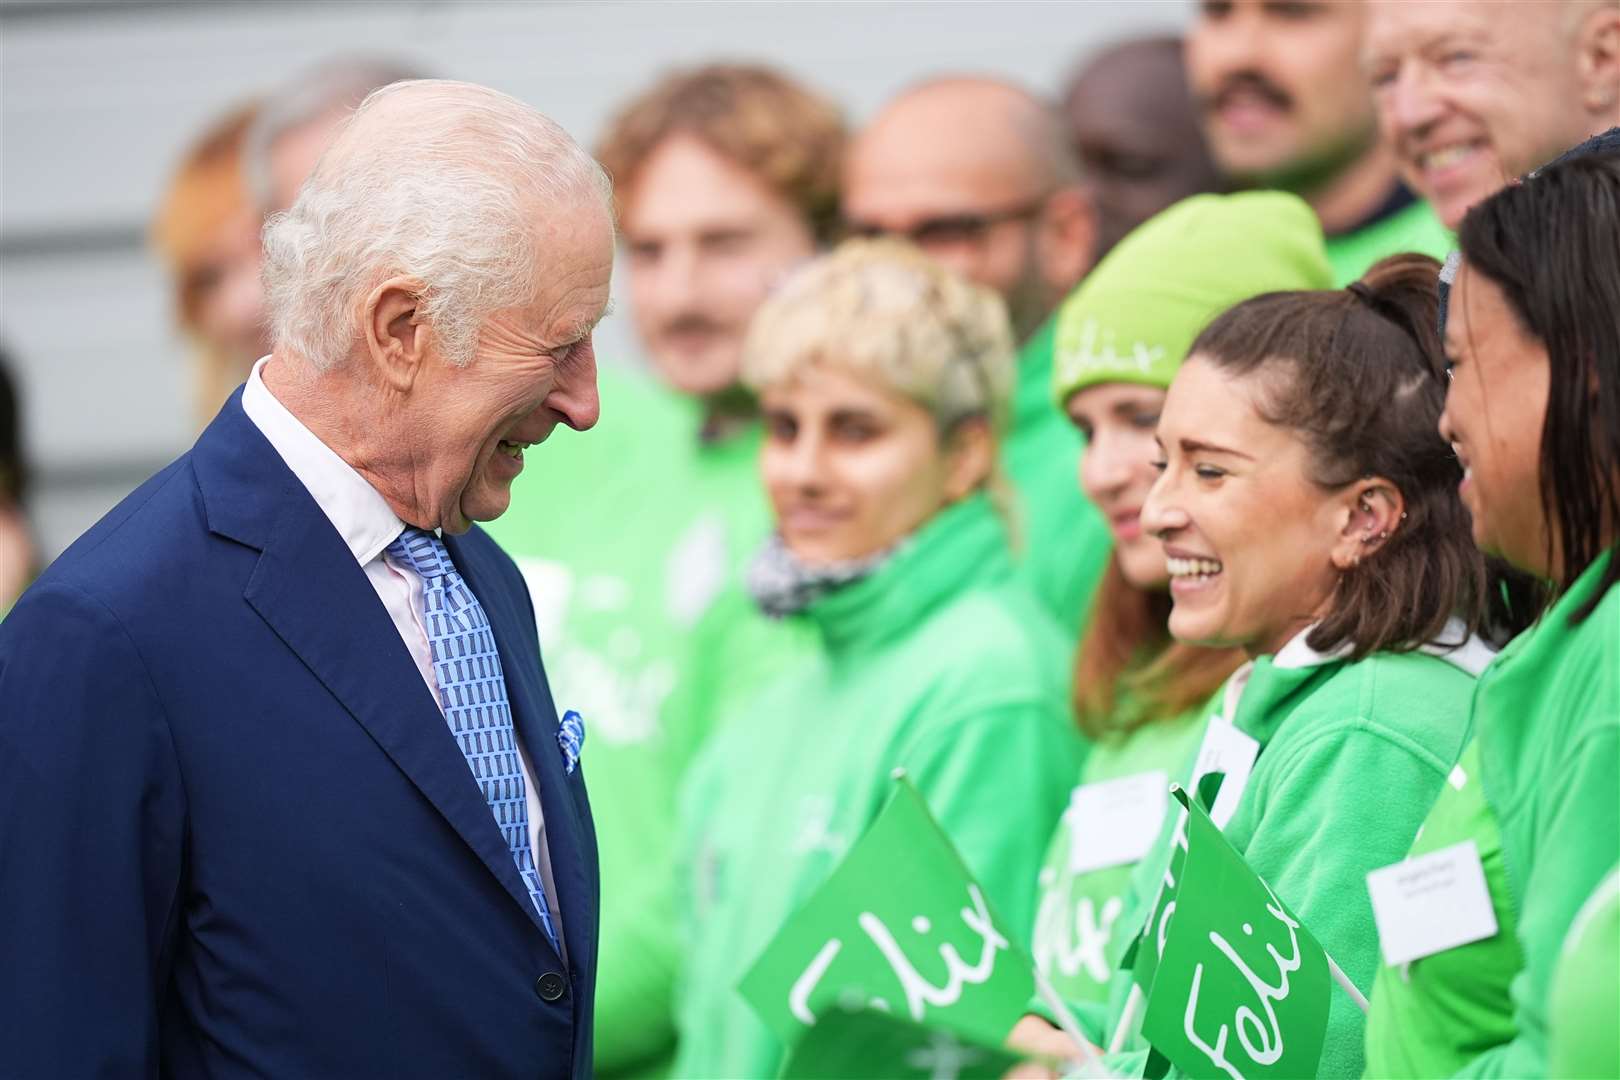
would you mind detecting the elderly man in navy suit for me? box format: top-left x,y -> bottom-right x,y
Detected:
0,81 -> 613,1079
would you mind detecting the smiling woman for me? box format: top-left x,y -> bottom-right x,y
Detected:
1068,255 -> 1530,1077
670,239 -> 1082,1080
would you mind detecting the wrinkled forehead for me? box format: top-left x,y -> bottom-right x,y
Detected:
1364,0 -> 1548,64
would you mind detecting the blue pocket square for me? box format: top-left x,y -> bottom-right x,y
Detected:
557,710 -> 584,775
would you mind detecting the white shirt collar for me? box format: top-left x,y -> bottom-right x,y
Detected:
1271,616 -> 1496,677
241,355 -> 406,566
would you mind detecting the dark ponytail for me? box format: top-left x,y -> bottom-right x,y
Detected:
1186,254 -> 1532,659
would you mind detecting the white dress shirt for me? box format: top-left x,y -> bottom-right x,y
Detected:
242,358 -> 564,950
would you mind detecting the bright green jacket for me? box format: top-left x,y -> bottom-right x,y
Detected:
486,366 -> 808,1076
1549,869 -> 1620,1079
1098,634 -> 1487,1077
1031,701 -> 1210,1010
1323,194 -> 1453,286
1007,318 -> 1112,631
1364,553 -> 1620,1078
671,495 -> 1084,1080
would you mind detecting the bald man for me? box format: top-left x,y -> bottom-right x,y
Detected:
842,77 -> 1111,629
1063,37 -> 1224,260
1365,0 -> 1620,229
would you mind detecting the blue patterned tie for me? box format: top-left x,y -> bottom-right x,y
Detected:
386,527 -> 560,953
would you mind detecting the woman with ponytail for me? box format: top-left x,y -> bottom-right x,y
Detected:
1020,192 -> 1332,1022
1019,253 -> 1519,1077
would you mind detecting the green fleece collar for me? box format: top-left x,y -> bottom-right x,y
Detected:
805,493 -> 1012,659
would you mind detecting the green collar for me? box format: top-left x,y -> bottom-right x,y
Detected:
805,493 -> 1013,659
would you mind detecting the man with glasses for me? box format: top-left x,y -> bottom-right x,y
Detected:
842,76 -> 1110,626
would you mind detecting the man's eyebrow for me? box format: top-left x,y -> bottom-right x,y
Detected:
556,300 -> 615,346
1180,437 -> 1255,461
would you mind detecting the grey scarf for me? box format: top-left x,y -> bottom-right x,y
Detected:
745,533 -> 902,619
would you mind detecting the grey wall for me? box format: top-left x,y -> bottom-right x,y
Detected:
1,0 -> 1186,560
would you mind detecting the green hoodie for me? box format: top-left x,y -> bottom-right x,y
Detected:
485,366 -> 808,1075
1363,553 -> 1620,1078
1097,630 -> 1489,1077
671,494 -> 1084,1080
1007,318 -> 1112,630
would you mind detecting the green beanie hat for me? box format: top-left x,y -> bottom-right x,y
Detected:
1052,191 -> 1332,406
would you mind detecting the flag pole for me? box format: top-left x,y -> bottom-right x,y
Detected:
1326,955 -> 1369,1013
1107,984 -> 1144,1054
1031,967 -> 1110,1077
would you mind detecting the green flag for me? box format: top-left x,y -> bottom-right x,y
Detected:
778,1005 -> 1029,1080
739,775 -> 1034,1050
1140,787 -> 1332,1080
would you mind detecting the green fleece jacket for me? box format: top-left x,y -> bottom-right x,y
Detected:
1096,630 -> 1489,1077
1007,318 -> 1113,631
1363,553 -> 1620,1078
486,366 -> 808,1076
671,495 -> 1084,1080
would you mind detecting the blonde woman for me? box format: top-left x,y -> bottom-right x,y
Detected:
672,239 -> 1084,1079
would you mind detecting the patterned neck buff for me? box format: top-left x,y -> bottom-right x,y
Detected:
745,532 -> 903,619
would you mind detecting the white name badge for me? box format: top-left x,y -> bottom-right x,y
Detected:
1366,839 -> 1499,966
1188,717 -> 1260,828
1064,770 -> 1172,876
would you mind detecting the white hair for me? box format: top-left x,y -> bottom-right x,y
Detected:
261,79 -> 612,372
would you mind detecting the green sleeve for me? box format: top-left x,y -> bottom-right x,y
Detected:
1454,727 -> 1620,1079
1237,718 -> 1455,1079
898,700 -> 1083,946
591,843 -> 681,1073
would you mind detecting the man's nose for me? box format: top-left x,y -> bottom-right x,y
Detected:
1387,65 -> 1447,139
555,351 -> 601,433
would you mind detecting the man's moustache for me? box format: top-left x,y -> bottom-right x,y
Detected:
1201,72 -> 1293,115
659,316 -> 726,338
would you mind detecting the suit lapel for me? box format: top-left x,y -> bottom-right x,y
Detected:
449,531 -> 596,972
194,395 -> 554,942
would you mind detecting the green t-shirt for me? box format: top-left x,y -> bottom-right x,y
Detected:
671,495 -> 1084,1080
485,365 -> 808,1076
1323,194 -> 1453,286
1006,318 -> 1113,632
1363,553 -> 1619,1078
1031,704 -> 1210,1009
1549,869 -> 1620,1080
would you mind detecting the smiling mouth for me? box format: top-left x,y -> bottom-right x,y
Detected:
1167,555 -> 1224,582
1415,140 -> 1488,177
497,439 -> 532,460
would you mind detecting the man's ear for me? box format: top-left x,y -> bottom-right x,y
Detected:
942,416 -> 996,503
1036,186 -> 1097,298
1574,4 -> 1620,116
1330,477 -> 1406,570
364,276 -> 431,393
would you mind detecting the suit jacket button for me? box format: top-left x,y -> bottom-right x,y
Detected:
535,972 -> 567,1002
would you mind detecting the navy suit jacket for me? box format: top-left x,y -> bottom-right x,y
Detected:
0,394 -> 599,1079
